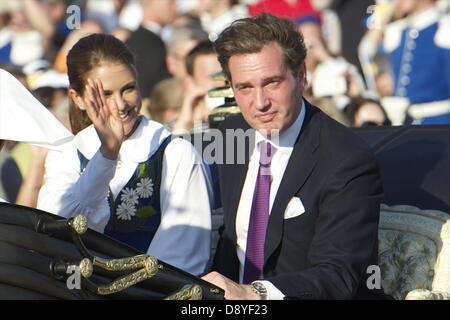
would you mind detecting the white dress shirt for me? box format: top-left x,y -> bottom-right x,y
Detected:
236,100 -> 306,299
142,20 -> 163,36
38,116 -> 213,276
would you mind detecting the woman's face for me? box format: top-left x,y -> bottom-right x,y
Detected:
83,62 -> 142,138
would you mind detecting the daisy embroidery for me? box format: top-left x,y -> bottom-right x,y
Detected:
121,187 -> 139,206
136,177 -> 154,198
116,202 -> 136,220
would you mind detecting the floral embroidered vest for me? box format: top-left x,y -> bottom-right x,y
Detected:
77,136 -> 172,252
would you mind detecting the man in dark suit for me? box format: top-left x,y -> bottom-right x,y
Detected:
125,0 -> 176,98
202,14 -> 386,299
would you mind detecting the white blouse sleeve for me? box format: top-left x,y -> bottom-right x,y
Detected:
147,137 -> 213,276
37,144 -> 116,233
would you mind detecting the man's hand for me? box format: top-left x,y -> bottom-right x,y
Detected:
172,84 -> 207,133
202,271 -> 260,300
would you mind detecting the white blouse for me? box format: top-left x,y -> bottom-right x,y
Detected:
37,116 -> 213,276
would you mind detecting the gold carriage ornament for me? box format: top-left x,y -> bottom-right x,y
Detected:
207,72 -> 241,129
45,213 -> 219,299
0,202 -> 224,300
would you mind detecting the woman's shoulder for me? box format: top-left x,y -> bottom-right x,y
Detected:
73,125 -> 100,159
166,135 -> 198,154
141,116 -> 171,135
164,135 -> 205,166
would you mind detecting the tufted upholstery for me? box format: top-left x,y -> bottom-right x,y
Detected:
378,204 -> 450,300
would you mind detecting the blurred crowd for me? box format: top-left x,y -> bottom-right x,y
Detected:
1,0 -> 449,205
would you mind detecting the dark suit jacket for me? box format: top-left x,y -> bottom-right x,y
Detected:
212,100 -> 387,299
125,26 -> 171,98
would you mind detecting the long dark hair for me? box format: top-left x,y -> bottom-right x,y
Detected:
66,33 -> 137,134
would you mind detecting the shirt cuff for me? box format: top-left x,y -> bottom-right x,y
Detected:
255,280 -> 285,300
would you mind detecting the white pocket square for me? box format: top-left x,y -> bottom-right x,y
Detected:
284,196 -> 306,219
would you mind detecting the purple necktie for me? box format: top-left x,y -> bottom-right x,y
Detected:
243,142 -> 272,284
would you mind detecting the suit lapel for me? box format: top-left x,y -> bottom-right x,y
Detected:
264,101 -> 321,266
221,116 -> 254,249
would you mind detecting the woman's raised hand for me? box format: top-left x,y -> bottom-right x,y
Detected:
83,78 -> 124,160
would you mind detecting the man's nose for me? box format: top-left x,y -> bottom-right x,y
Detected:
255,88 -> 269,110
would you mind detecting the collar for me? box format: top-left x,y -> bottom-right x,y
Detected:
142,21 -> 163,35
408,6 -> 440,30
254,99 -> 306,155
74,116 -> 171,162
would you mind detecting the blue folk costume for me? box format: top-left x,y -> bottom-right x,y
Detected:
383,7 -> 450,124
38,116 -> 212,275
78,136 -> 171,253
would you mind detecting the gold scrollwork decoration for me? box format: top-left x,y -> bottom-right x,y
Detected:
211,106 -> 240,115
78,258 -> 93,278
70,214 -> 88,235
212,71 -> 226,81
164,284 -> 203,300
92,254 -> 150,272
208,86 -> 234,98
96,256 -> 159,295
210,288 -> 220,294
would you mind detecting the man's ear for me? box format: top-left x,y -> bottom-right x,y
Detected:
166,54 -> 177,77
68,88 -> 85,110
298,62 -> 306,82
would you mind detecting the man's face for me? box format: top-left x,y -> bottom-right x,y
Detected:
143,0 -> 178,26
167,39 -> 199,78
229,42 -> 305,135
196,0 -> 218,13
192,53 -> 224,90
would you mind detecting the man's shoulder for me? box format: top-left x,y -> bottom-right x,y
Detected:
126,27 -> 163,46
